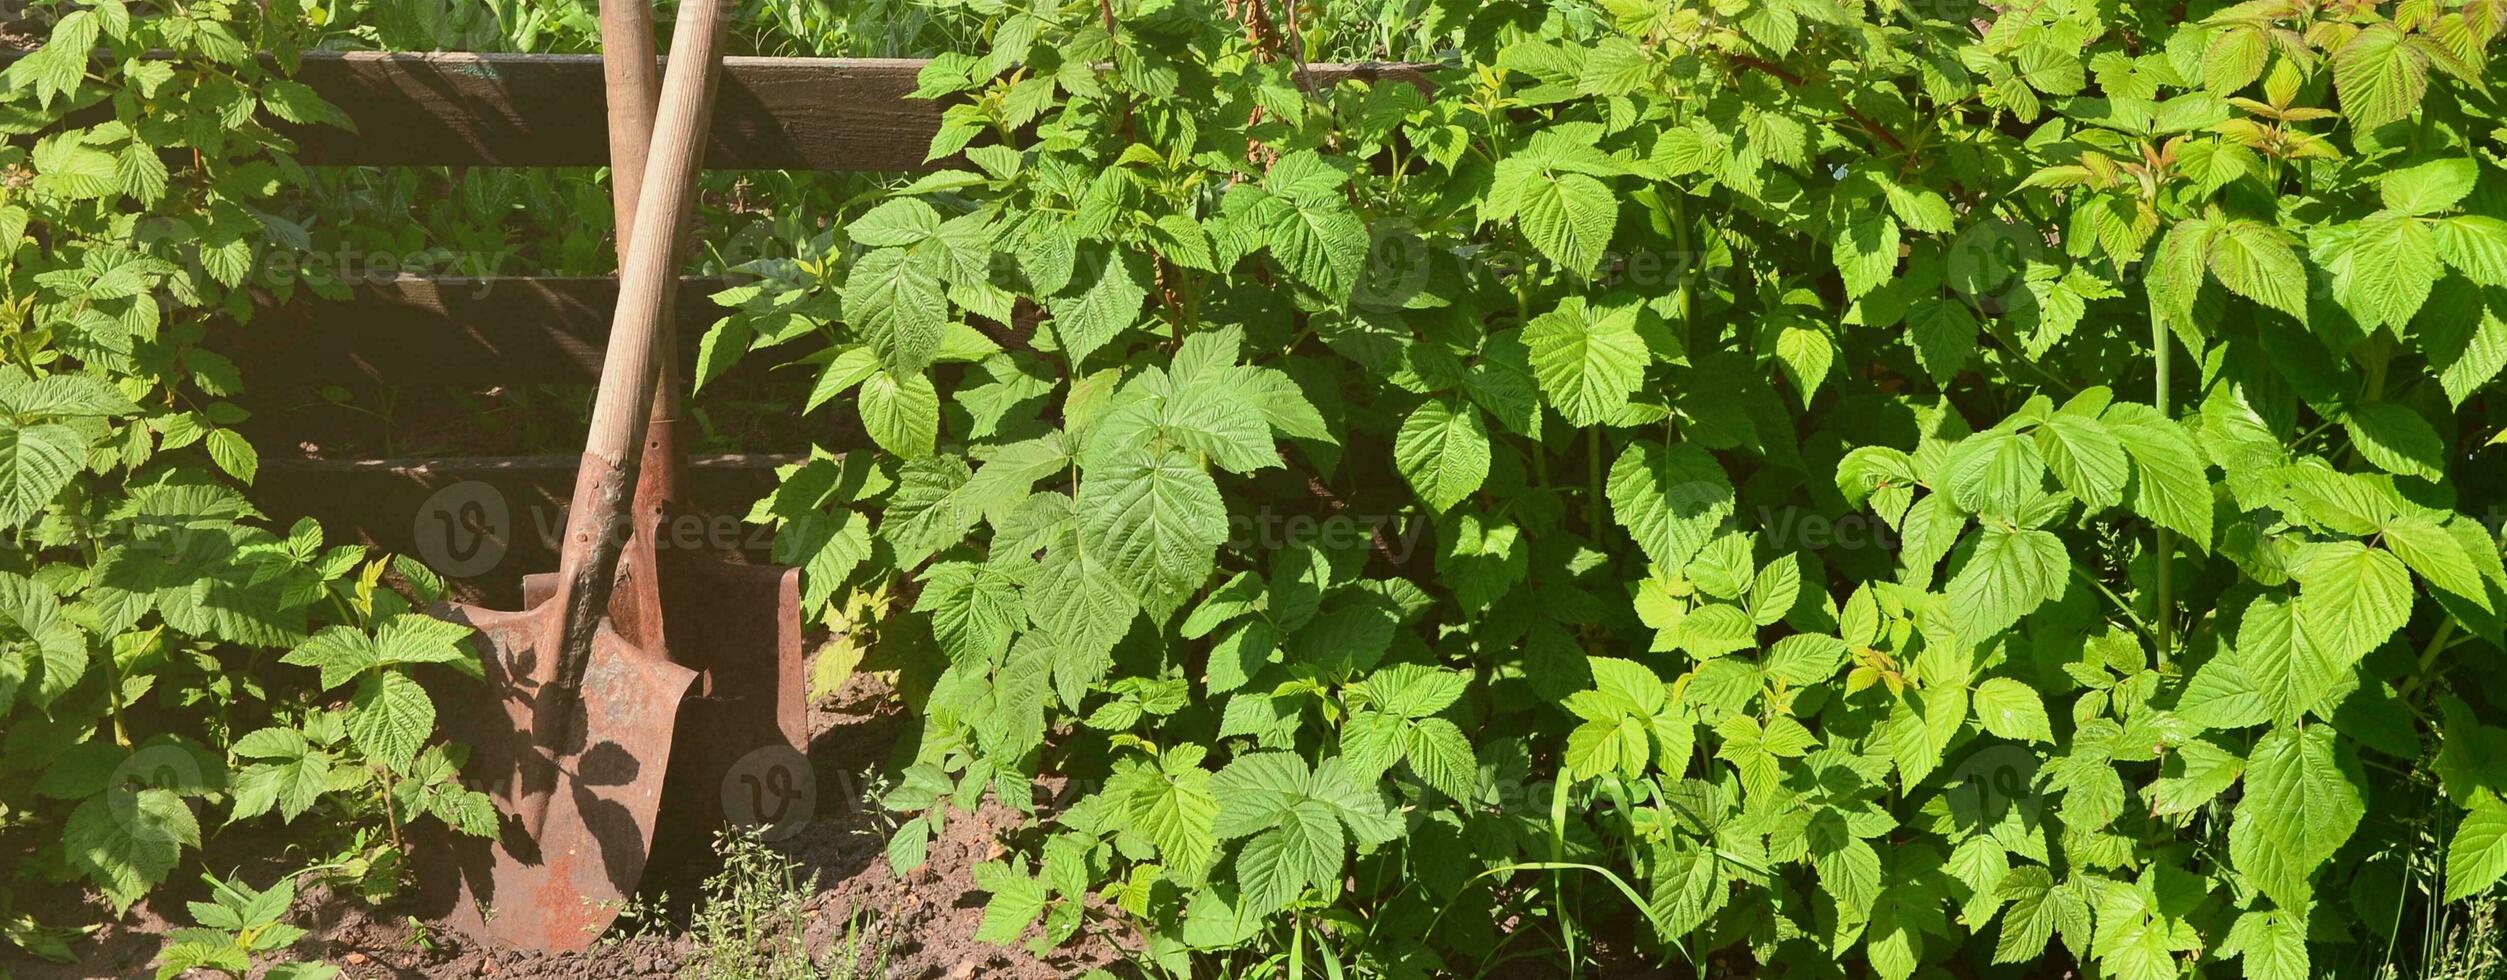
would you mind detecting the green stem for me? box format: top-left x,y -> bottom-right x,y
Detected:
1586,426 -> 1604,536
1520,280 -> 1550,491
2072,561 -> 2155,646
378,768 -> 406,855
2152,308 -> 2174,668
2344,332 -> 2394,469
1550,779 -> 1574,979
1669,194 -> 1696,352
87,534 -> 133,747
2397,619 -> 2458,702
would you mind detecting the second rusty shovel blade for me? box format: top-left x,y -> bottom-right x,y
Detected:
419,604 -> 696,949
648,555 -> 809,840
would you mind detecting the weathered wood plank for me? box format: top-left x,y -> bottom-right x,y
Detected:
1,51 -> 1435,170
260,453 -> 798,603
231,276 -> 737,388
284,53 -> 942,170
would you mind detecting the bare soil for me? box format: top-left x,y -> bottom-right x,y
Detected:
1,672 -> 1124,980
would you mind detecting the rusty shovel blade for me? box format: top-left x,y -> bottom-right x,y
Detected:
417,604 -> 695,949
521,529 -> 811,851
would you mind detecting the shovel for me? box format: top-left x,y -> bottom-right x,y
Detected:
521,0 -> 810,861
420,0 -> 729,950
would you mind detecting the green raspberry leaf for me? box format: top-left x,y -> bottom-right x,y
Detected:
345,671 -> 434,774
2230,725 -> 2366,909
1973,677 -> 2053,743
1607,441 -> 1734,571
1524,296 -> 1648,427
2445,797 -> 2507,902
1515,170 -> 1617,277
0,422 -> 84,529
1392,398 -> 1490,513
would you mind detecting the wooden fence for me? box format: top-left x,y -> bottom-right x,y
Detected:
2,49 -> 1432,590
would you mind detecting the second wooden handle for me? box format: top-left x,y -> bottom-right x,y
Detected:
583,0 -> 724,468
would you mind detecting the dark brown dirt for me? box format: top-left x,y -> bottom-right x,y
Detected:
771,672 -> 1125,980
0,670 -> 1126,979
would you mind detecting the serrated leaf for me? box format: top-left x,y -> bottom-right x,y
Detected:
1807,809 -> 1881,920
2332,24 -> 2429,129
2230,725 -> 2364,909
2203,27 -> 2267,94
973,860 -> 1048,944
2107,413 -> 2214,552
2382,159 -> 2478,216
1973,677 -> 2052,742
1607,440 -> 1735,571
2383,515 -> 2488,608
1907,298 -> 1978,383
2321,213 -> 2440,331
860,370 -> 941,459
280,626 -> 379,691
1771,324 -> 1834,407
1835,210 -> 1899,300
2445,797 -> 2507,901
1946,526 -> 2067,643
345,671 -> 433,773
1993,868 -> 2085,964
65,788 -> 198,913
1403,718 -> 1477,801
850,198 -> 941,247
0,423 -> 83,528
2035,414 -> 2129,511
2177,652 -> 2272,730
1078,450 -> 1228,607
1048,250 -> 1148,365
1125,753 -> 1219,876
1942,430 -> 2046,517
842,247 -> 947,375
2237,594 -> 2341,727
2149,736 -> 2246,816
1516,170 -> 1617,277
2344,401 -> 2446,480
2291,540 -> 2414,664
1393,398 -> 1489,512
2208,220 -> 2308,318
2224,909 -> 2309,980
1524,297 -> 1648,427
1263,196 -> 1368,300
0,572 -> 84,710
2434,217 -> 2507,287
1235,800 -> 1343,914
229,737 -> 329,825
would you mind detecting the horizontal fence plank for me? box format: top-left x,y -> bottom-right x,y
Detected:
260,452 -> 799,603
2,51 -> 1434,170
231,275 -> 738,388
264,451 -> 797,473
285,53 -> 940,170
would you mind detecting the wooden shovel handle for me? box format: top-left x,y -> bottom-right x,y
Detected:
548,0 -> 727,692
600,0 -> 658,261
602,0 -> 692,446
